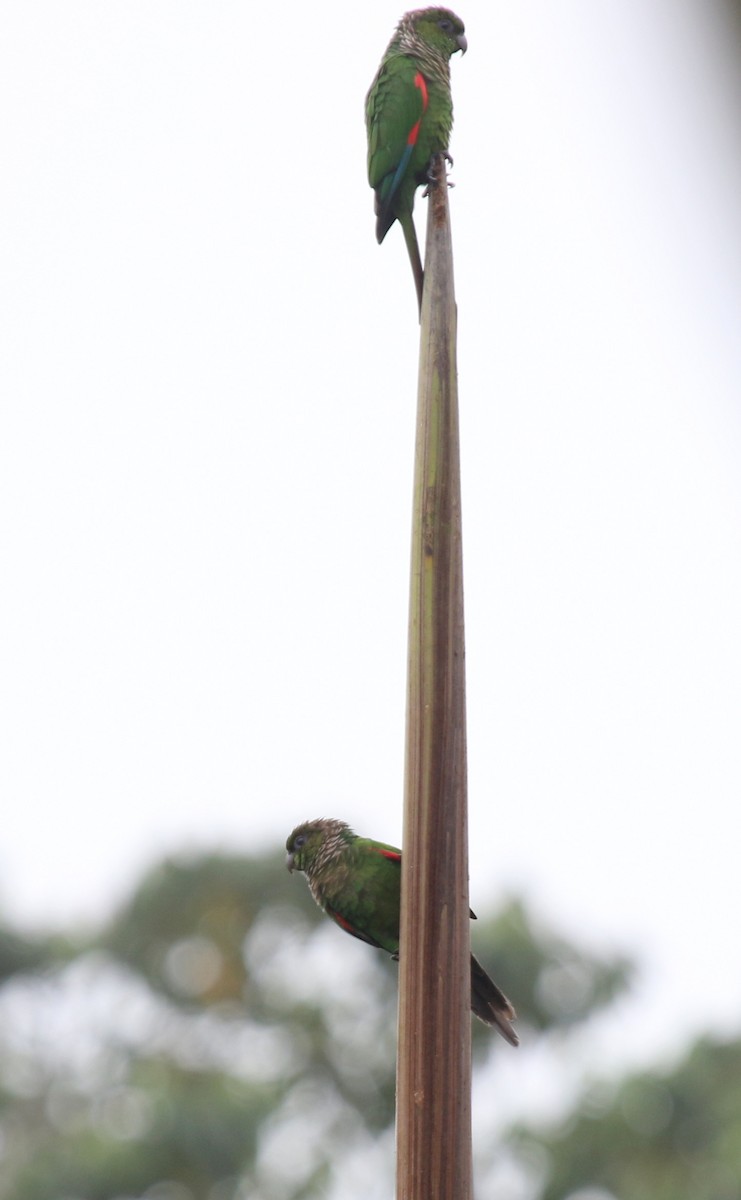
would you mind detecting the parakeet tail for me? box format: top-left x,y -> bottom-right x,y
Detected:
399,210 -> 424,318
470,954 -> 520,1047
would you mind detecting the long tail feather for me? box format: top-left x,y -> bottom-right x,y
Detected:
470,954 -> 519,1047
399,210 -> 424,318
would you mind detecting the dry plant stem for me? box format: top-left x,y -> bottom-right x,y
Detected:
396,154 -> 472,1200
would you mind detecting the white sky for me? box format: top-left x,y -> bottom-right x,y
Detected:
2,1 -> 740,1072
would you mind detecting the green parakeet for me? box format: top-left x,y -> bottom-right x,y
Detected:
365,8 -> 467,314
286,817 -> 518,1046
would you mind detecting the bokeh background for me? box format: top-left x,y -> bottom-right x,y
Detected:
1,2 -> 740,1197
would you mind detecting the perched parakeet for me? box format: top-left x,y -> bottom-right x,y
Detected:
286,817 -> 518,1046
365,8 -> 467,314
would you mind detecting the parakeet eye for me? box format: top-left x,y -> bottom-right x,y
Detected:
294,834 -> 307,849
438,19 -> 453,32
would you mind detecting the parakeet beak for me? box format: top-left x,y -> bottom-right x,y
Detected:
286,851 -> 295,873
457,33 -> 467,54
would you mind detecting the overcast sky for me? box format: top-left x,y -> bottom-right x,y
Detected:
2,1 -> 740,1072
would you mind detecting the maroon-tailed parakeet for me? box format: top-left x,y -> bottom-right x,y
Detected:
286,817 -> 518,1046
365,8 -> 467,314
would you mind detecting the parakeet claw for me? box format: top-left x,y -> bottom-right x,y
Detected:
422,151 -> 455,197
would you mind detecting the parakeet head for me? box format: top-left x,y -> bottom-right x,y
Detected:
285,818 -> 354,876
400,8 -> 467,59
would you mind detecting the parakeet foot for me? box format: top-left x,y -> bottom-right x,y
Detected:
422,152 -> 455,196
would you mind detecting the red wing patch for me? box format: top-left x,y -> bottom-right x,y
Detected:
414,72 -> 429,110
326,903 -> 384,950
329,907 -> 357,935
407,72 -> 429,147
375,847 -> 401,863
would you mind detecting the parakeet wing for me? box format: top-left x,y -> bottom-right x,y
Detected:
326,843 -> 402,953
325,902 -> 388,949
366,56 -> 426,191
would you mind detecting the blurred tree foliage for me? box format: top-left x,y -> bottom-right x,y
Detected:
0,845 -> 734,1200
508,1036 -> 741,1200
